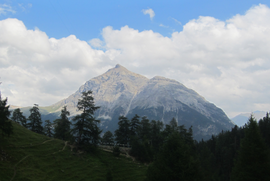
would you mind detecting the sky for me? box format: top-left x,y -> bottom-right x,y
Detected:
1,0 -> 270,118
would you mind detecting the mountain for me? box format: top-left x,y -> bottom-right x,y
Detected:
46,64 -> 234,140
231,111 -> 267,127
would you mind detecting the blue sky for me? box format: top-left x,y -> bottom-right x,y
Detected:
1,0 -> 270,118
3,0 -> 270,40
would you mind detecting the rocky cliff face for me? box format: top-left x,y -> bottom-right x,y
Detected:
49,64 -> 234,140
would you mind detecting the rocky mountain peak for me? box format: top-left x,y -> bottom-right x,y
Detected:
115,64 -> 123,68
111,64 -> 129,73
47,64 -> 234,140
96,64 -> 148,81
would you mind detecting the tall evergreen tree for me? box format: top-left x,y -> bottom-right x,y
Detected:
71,91 -> 101,147
258,112 -> 270,147
130,114 -> 140,137
231,115 -> 270,181
115,115 -> 131,144
44,120 -> 53,137
170,117 -> 178,131
0,94 -> 12,137
150,120 -> 164,153
102,131 -> 114,145
11,108 -> 27,127
139,116 -> 151,141
146,131 -> 201,181
54,106 -> 72,140
27,104 -> 43,134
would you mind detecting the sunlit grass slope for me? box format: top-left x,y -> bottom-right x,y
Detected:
0,122 -> 147,181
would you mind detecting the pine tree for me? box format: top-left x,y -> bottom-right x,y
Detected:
130,114 -> 140,137
11,108 -> 27,127
146,131 -> 201,181
0,94 -> 12,137
258,112 -> 270,147
150,120 -> 164,153
139,116 -> 151,141
54,106 -> 71,140
115,116 -> 130,145
44,120 -> 53,137
102,131 -> 114,145
170,117 -> 178,131
71,91 -> 101,147
232,115 -> 270,181
27,104 -> 43,134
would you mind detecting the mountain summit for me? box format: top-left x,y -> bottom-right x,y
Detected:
50,64 -> 234,140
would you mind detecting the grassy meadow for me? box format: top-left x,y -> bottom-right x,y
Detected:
0,122 -> 147,181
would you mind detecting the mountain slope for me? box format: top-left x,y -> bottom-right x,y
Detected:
49,64 -> 234,140
0,121 -> 147,181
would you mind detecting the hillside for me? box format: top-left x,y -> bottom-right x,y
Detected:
0,121 -> 147,181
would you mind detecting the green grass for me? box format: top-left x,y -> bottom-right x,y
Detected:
0,122 -> 147,181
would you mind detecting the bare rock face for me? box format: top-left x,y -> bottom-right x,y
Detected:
49,64 -> 234,140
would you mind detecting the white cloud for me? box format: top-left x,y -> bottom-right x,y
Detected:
0,4 -> 16,15
100,4 -> 270,117
1,4 -> 270,118
89,38 -> 103,48
0,18 -> 108,106
142,8 -> 155,20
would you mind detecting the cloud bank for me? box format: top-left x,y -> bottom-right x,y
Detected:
1,4 -> 270,117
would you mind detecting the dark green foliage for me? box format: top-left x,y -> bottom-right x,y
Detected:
130,137 -> 152,162
130,114 -> 140,136
162,124 -> 172,138
169,117 -> 178,131
54,106 -> 72,141
139,116 -> 151,141
72,91 -> 101,147
196,125 -> 243,181
111,112 -> 270,180
231,116 -> 270,181
258,112 -> 270,146
0,95 -> 12,137
11,108 -> 27,127
27,104 -> 43,134
44,119 -> 53,137
102,131 -> 114,145
115,116 -> 130,144
113,145 -> 120,157
149,120 -> 164,154
146,131 -> 201,181
196,142 -> 215,180
196,113 -> 270,181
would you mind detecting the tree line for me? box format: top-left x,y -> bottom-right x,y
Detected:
1,91 -> 101,151
195,113 -> 270,181
105,112 -> 270,181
